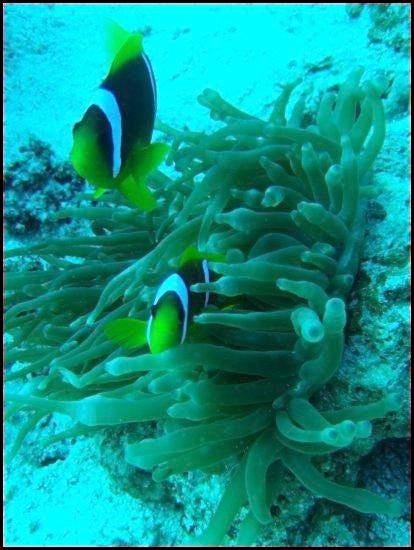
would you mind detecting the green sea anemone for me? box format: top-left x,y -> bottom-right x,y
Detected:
5,67 -> 402,545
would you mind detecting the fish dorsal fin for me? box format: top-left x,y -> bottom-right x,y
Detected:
178,245 -> 202,268
178,246 -> 226,268
106,21 -> 143,75
105,20 -> 130,57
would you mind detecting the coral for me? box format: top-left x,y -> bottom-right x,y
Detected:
345,4 -> 409,54
345,4 -> 364,19
367,4 -> 410,53
5,68 -> 405,545
5,136 -> 85,237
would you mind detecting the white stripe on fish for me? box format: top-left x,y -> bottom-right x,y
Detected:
91,87 -> 122,177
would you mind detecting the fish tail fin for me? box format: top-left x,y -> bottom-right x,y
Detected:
118,142 -> 169,210
105,318 -> 148,349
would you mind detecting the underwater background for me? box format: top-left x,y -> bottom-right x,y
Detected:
4,3 -> 410,547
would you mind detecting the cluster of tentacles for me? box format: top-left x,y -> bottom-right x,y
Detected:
5,67 -> 401,545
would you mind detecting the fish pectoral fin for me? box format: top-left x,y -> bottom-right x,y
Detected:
119,174 -> 157,211
119,142 -> 169,210
93,187 -> 108,199
104,318 -> 148,349
71,122 -> 112,187
129,142 -> 170,182
221,303 -> 237,311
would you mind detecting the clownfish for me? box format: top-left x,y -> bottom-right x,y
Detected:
70,22 -> 169,210
146,259 -> 211,353
105,247 -> 224,354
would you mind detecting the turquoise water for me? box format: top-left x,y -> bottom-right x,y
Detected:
4,4 -> 410,546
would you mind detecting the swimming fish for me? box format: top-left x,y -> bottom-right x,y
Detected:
70,22 -> 169,210
105,250 -> 213,354
146,258 -> 211,353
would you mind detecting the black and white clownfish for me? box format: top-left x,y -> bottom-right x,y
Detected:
105,247 -> 224,354
146,258 -> 211,353
70,22 -> 169,210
